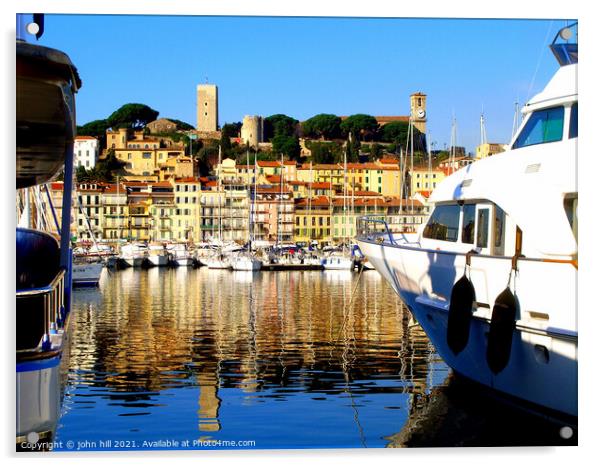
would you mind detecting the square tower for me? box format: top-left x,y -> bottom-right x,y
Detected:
410,92 -> 427,134
197,84 -> 219,132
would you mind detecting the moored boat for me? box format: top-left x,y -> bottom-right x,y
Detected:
72,260 -> 104,287
119,243 -> 148,267
16,14 -> 82,447
147,243 -> 169,267
356,23 -> 578,419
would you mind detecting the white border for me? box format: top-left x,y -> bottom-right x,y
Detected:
3,1 -> 598,465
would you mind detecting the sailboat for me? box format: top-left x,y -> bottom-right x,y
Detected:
206,146 -> 232,269
231,149 -> 262,271
323,135 -> 353,271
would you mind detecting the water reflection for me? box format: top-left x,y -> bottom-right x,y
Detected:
56,267 -> 569,449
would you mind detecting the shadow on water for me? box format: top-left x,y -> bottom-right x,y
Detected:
386,372 -> 577,447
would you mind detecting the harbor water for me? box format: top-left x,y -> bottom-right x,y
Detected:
55,268 -> 575,449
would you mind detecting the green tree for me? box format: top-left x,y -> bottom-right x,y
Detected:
340,114 -> 379,141
369,143 -> 384,161
302,114 -> 342,140
75,165 -> 90,183
379,121 -> 422,147
107,103 -> 159,129
264,114 -> 298,140
307,141 -> 342,164
221,122 -> 242,139
77,119 -> 110,138
272,135 -> 301,161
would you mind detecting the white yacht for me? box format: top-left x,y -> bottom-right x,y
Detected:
230,252 -> 262,271
72,259 -> 104,287
147,243 -> 169,266
119,243 -> 148,267
357,24 -> 577,419
322,248 -> 354,270
169,244 -> 194,266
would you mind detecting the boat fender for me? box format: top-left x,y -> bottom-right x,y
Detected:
487,227 -> 522,374
447,251 -> 476,355
486,287 -> 518,374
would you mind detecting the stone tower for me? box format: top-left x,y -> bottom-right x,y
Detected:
241,115 -> 264,148
410,92 -> 427,134
197,84 -> 219,132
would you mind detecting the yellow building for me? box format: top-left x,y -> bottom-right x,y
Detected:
293,196 -> 332,244
475,142 -> 505,160
409,168 -> 446,196
172,177 -> 201,242
101,183 -> 129,240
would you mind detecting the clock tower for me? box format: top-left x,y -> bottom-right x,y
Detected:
410,92 -> 427,134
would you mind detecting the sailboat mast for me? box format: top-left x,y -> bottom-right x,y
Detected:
409,116 -> 414,216
309,161 -> 313,243
218,145 -> 222,243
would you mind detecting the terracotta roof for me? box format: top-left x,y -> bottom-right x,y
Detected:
151,181 -> 173,188
352,190 -> 380,196
308,182 -> 332,189
257,161 -> 282,167
379,157 -> 399,165
175,177 -> 201,183
283,161 -> 297,165
255,185 -> 292,194
75,136 -> 98,140
374,116 -> 410,124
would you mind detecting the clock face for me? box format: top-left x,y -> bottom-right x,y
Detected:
416,108 -> 426,119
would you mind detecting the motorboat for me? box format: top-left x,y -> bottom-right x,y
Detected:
16,13 -> 81,447
119,243 -> 148,267
147,243 -> 169,267
72,255 -> 104,287
356,24 -> 577,419
322,248 -> 354,270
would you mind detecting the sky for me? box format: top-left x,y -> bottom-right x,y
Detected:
32,14 -> 573,154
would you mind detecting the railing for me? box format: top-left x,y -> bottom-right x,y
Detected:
356,215 -> 397,245
16,269 -> 66,355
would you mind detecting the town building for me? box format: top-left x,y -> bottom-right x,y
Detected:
475,142 -> 505,159
74,136 -> 99,169
146,118 -> 178,134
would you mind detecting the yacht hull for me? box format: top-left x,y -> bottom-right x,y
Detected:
148,255 -> 169,267
122,257 -> 144,268
231,258 -> 262,271
72,262 -> 103,287
16,355 -> 62,445
358,238 -> 577,418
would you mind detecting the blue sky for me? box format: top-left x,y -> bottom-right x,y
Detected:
36,15 -> 572,153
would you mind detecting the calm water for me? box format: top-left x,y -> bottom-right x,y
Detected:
55,267 -> 574,450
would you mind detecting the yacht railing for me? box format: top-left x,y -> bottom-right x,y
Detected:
16,269 -> 66,356
356,216 -> 397,245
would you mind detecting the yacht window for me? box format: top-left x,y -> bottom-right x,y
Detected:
569,103 -> 578,139
461,204 -> 476,244
512,106 -> 564,149
423,204 -> 460,242
564,194 -> 578,242
494,205 -> 505,249
477,208 -> 490,248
